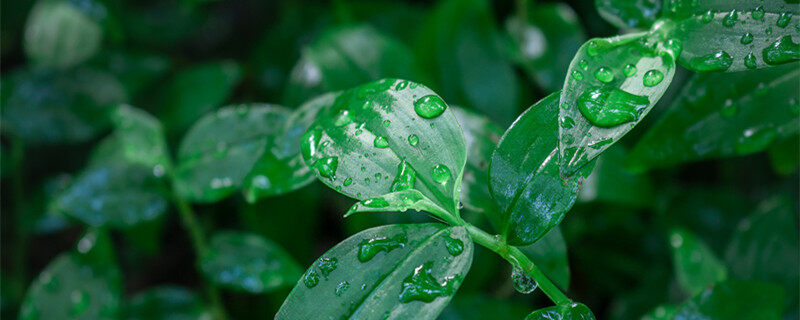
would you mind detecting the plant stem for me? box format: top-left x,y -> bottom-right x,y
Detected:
465,224 -> 572,306
171,192 -> 228,320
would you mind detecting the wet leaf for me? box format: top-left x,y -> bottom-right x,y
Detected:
300,79 -> 467,217
663,0 -> 800,72
595,0 -> 662,29
668,228 -> 728,296
559,31 -> 677,175
525,302 -> 596,320
628,63 -> 800,171
277,223 -> 473,320
519,227 -> 571,290
489,92 -> 595,246
672,280 -> 784,319
122,286 -> 211,320
24,0 -> 103,69
201,231 -> 302,294
579,145 -> 653,208
90,105 -> 171,174
452,107 -> 502,216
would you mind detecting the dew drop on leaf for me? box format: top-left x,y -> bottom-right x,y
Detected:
722,9 -> 738,28
571,70 -> 584,81
735,126 -> 777,155
443,234 -> 464,256
688,51 -> 733,71
762,36 -> 800,65
343,177 -> 352,186
398,262 -> 455,303
577,86 -> 650,127
593,67 -> 614,83
357,234 -> 407,262
740,33 -> 754,45
431,164 -> 451,184
752,6 -> 765,20
303,269 -> 320,288
623,64 -> 637,77
721,99 -> 738,118
511,266 -> 538,294
373,136 -> 390,148
701,10 -> 714,23
407,134 -> 419,146
643,69 -> 664,87
744,52 -> 758,69
413,95 -> 447,119
777,12 -> 792,28
335,281 -> 350,296
382,120 -> 391,127
363,197 -> 390,208
390,161 -> 416,192
560,116 -> 576,129
312,157 -> 338,179
317,257 -> 338,278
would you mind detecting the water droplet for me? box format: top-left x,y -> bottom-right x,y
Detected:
577,86 -> 650,127
643,70 -> 664,87
722,9 -> 738,27
777,12 -> 792,28
701,10 -> 714,23
571,70 -> 584,81
343,177 -> 353,186
382,120 -> 391,127
721,99 -> 738,118
752,6 -> 765,20
334,110 -> 354,127
688,51 -> 733,71
740,33 -> 754,45
358,234 -> 407,262
762,36 -> 799,65
398,262 -> 456,303
744,52 -> 758,69
443,234 -> 464,256
363,197 -> 390,208
312,157 -> 338,179
69,290 -> 90,316
374,136 -> 390,148
735,126 -> 777,155
431,164 -> 451,184
390,161 -> 416,192
560,116 -> 575,129
579,59 -> 588,70
395,81 -> 408,91
511,266 -> 538,294
623,64 -> 637,77
413,95 -> 447,119
335,281 -> 350,296
303,269 -> 320,288
593,67 -> 614,83
586,40 -> 602,56
408,134 -> 419,146
317,257 -> 338,278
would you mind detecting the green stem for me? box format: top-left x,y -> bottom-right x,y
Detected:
465,224 -> 571,305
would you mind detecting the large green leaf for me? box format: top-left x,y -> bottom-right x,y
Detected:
628,63 -> 800,171
452,107 -> 502,216
669,228 -> 728,296
2,67 -> 127,145
672,280 -> 784,319
596,0 -> 662,29
24,0 -> 103,69
525,302 -> 596,320
558,31 -> 678,175
91,105 -> 171,174
506,3 -> 586,92
489,92 -> 595,246
663,0 -> 800,72
579,145 -> 653,208
439,294 -> 530,320
300,79 -> 467,217
277,223 -> 473,320
122,286 -> 211,320
520,227 -> 570,289
284,25 -> 419,106
174,104 -> 290,203
200,231 -> 302,294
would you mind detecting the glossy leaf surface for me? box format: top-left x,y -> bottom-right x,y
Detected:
301,79 -> 467,216
672,280 -> 784,320
452,107 -> 502,215
201,231 -> 302,294
24,0 -> 102,69
122,286 -> 211,320
628,63 -> 800,171
277,224 -> 473,320
669,228 -> 728,296
490,92 -> 594,245
525,302 -> 596,320
596,0 -> 662,29
92,105 -> 171,174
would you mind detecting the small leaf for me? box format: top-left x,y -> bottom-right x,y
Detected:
669,228 -> 728,296
489,92 -> 595,246
174,104 -> 291,203
672,280 -> 784,319
24,0 -> 103,69
579,145 -> 653,208
122,286 -> 211,320
300,79 -> 467,216
595,0 -> 662,29
628,63 -> 799,171
559,31 -> 677,175
519,227 -> 570,290
277,223 -> 473,320
525,302 -> 596,320
663,0 -> 800,72
91,105 -> 171,175
452,107 -> 502,215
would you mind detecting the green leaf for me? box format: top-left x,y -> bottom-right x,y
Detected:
559,31 -> 678,175
277,223 -> 473,320
663,0 -> 800,72
300,79 -> 467,217
345,190 -> 452,224
672,280 -> 784,319
201,231 -> 302,294
452,107 -> 502,216
641,304 -> 678,320
24,0 -> 103,69
439,293 -> 530,320
669,228 -> 728,296
767,135 -> 799,175
489,92 -> 595,246
595,0 -> 662,29
91,50 -> 172,98
91,105 -> 171,175
123,286 -> 211,320
506,3 -> 586,92
160,61 -> 242,137
519,227 -> 571,290
284,25 -> 419,106
2,67 -> 128,145
525,302 -> 596,320
628,63 -> 800,171
416,0 -> 520,125
174,104 -> 291,203
579,145 -> 653,208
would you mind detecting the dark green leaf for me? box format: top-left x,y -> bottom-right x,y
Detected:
91,50 -> 172,98
452,107 -> 502,216
767,135 -> 799,175
174,104 -> 290,203
672,280 -> 784,320
559,31 -> 678,175
301,79 -> 467,217
525,302 -> 596,320
90,105 -> 171,174
123,286 -> 211,320
489,92 -> 595,245
628,63 -> 800,171
520,227 -> 570,289
663,0 -> 800,72
201,231 -> 302,294
640,304 -> 678,320
579,145 -> 653,208
439,293 -> 530,320
277,223 -> 473,320
596,0 -> 662,29
284,25 -> 419,106
669,228 -> 728,296
24,0 -> 102,69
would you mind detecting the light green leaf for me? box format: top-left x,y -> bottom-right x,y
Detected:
628,63 -> 799,171
525,302 -> 596,320
669,228 -> 728,296
277,223 -> 473,320
559,31 -> 678,175
301,79 -> 467,217
489,92 -> 595,246
439,294 -> 530,320
519,227 -> 570,290
767,135 -> 799,175
506,3 -> 586,92
345,190 -> 448,221
596,0 -> 662,29
452,107 -> 502,216
663,0 -> 800,72
24,0 -> 102,69
90,105 -> 171,174
284,25 -> 419,106
174,104 -> 291,203
579,145 -> 653,208
672,280 -> 784,319
201,231 -> 302,294
123,286 -> 211,320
